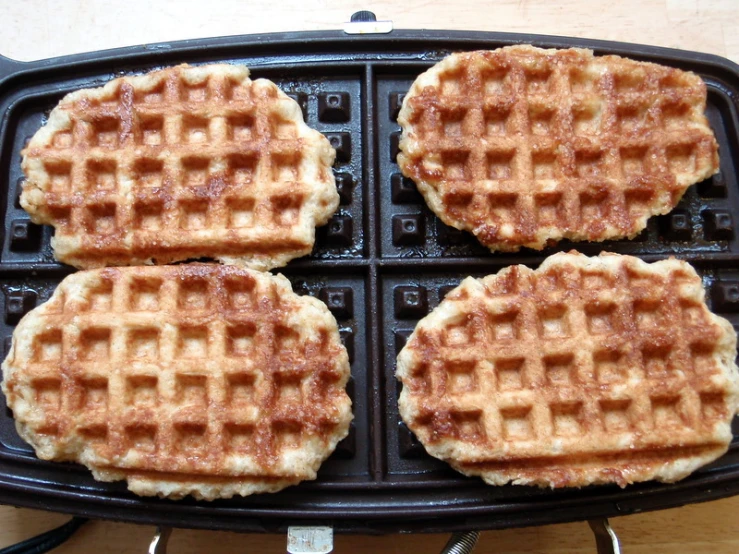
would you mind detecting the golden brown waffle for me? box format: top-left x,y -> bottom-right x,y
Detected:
2,264 -> 352,500
397,46 -> 720,252
20,64 -> 338,271
396,252 -> 739,488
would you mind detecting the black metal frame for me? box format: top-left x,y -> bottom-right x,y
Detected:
0,28 -> 737,534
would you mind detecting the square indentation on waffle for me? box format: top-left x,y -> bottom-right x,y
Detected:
139,114 -> 164,145
271,194 -> 304,227
650,395 -> 688,429
44,160 -> 73,193
585,301 -> 618,335
483,104 -> 512,136
640,342 -> 678,378
599,398 -> 634,433
572,99 -> 603,135
543,353 -> 576,385
182,115 -> 210,144
690,341 -> 721,375
699,391 -> 727,420
531,149 -> 558,181
126,374 -> 159,408
226,196 -> 256,228
534,192 -> 564,226
84,203 -> 118,234
180,79 -> 210,102
177,326 -> 209,358
274,372 -> 304,402
178,276 -> 210,310
441,108 -> 467,138
81,278 -> 115,312
575,149 -> 608,179
127,327 -> 161,360
666,143 -> 697,176
550,402 -> 583,437
661,100 -> 695,130
593,348 -> 629,383
226,372 -> 256,405
175,374 -> 208,408
273,421 -> 304,451
226,323 -> 257,357
129,277 -> 163,312
500,406 -> 534,441
173,422 -> 209,456
451,410 -> 486,441
86,159 -> 118,192
270,152 -> 303,182
33,329 -> 63,363
227,114 -> 256,141
445,360 -> 479,395
632,296 -> 664,329
495,357 -> 526,391
77,376 -> 109,411
486,152 -> 515,181
228,153 -> 259,186
178,199 -> 208,230
223,273 -> 258,310
90,116 -> 120,148
78,327 -> 112,360
617,102 -> 651,133
529,103 -> 556,136
537,304 -> 570,338
125,424 -> 157,453
133,200 -> 165,231
31,377 -> 62,413
132,158 -> 165,188
488,310 -> 520,341
442,320 -> 475,347
181,156 -> 210,188
52,129 -> 74,149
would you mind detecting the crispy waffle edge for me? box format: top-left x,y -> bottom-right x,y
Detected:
19,64 -> 339,271
396,251 -> 739,488
1,265 -> 353,500
397,45 -> 720,252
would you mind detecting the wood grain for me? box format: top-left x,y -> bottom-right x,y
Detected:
0,0 -> 737,552
0,496 -> 738,553
0,0 -> 737,63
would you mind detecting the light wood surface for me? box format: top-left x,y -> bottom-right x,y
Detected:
1,0 -> 738,63
0,1 -> 737,552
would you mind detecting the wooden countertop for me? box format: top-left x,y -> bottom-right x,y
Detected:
0,1 -> 737,552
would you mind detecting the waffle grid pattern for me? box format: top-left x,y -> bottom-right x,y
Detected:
397,254 -> 738,486
4,266 -> 352,490
20,64 -> 338,270
398,46 -> 719,252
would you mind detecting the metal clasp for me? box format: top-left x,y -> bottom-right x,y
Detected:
343,11 -> 393,35
148,526 -> 172,554
589,519 -> 622,554
287,526 -> 334,553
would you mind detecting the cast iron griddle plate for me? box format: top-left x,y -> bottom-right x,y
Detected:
0,30 -> 737,534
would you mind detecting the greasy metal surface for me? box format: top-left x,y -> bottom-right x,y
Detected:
0,30 -> 737,534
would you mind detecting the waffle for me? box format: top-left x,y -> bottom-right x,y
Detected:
396,252 -> 739,488
20,64 -> 338,271
397,46 -> 720,252
1,264 -> 353,500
